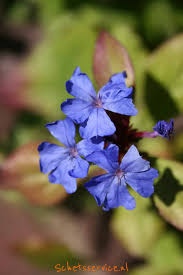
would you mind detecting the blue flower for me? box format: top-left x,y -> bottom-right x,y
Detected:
84,144 -> 158,211
38,117 -> 104,193
153,119 -> 174,139
61,67 -> 137,139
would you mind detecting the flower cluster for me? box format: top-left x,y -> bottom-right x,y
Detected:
38,67 -> 174,211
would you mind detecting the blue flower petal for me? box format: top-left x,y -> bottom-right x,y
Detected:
102,97 -> 137,116
99,72 -> 131,96
100,87 -> 133,103
125,168 -> 159,197
48,158 -> 77,193
77,138 -> 104,158
120,145 -> 150,173
66,67 -> 96,102
103,178 -> 136,211
38,142 -> 69,174
79,108 -> 116,138
46,117 -> 76,147
61,99 -> 93,124
86,144 -> 119,173
104,144 -> 119,164
84,143 -> 158,211
98,72 -> 137,116
68,156 -> 89,178
84,173 -> 114,206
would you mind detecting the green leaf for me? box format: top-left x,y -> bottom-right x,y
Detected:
147,34 -> 183,116
111,191 -> 165,258
154,158 -> 183,231
142,1 -> 178,45
128,265 -> 175,275
143,73 -> 179,122
8,0 -> 65,26
35,0 -> 65,26
24,15 -> 96,120
93,31 -> 135,88
169,72 -> 183,111
7,2 -> 30,23
138,136 -> 171,159
131,34 -> 183,136
77,5 -> 137,30
148,34 -> 183,88
171,132 -> 183,161
149,231 -> 183,274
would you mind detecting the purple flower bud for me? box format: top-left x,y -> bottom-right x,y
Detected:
153,119 -> 174,139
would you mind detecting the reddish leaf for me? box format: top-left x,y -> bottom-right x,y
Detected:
0,56 -> 27,110
93,31 -> 135,88
0,142 -> 67,206
0,56 -> 28,140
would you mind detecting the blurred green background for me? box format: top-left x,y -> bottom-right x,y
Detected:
1,0 -> 183,274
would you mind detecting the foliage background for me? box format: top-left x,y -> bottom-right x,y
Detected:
1,0 -> 183,274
